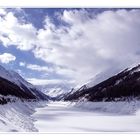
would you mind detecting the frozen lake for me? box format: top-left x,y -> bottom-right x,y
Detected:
33,101 -> 140,132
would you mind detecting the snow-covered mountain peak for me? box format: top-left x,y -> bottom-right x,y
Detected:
0,65 -> 33,89
36,82 -> 73,98
127,64 -> 140,74
9,70 -> 33,88
0,65 -> 14,82
80,68 -> 121,89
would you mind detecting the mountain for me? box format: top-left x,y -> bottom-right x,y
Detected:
84,68 -> 121,88
0,65 -> 49,104
36,83 -> 72,100
63,64 -> 140,102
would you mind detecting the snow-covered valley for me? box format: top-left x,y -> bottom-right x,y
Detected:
32,101 -> 140,132
1,63 -> 140,132
1,100 -> 140,132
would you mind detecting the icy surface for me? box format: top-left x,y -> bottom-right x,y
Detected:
33,101 -> 140,132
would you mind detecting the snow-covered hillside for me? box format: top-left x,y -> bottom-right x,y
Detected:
0,65 -> 32,89
84,68 -> 120,88
0,100 -> 47,132
0,65 -> 48,103
63,64 -> 140,102
0,65 -> 50,131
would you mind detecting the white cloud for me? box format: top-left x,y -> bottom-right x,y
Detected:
0,9 -> 6,15
26,64 -> 54,73
27,78 -> 75,86
61,9 -> 92,24
0,9 -> 37,51
2,9 -> 140,86
32,9 -> 140,85
19,62 -> 26,67
21,62 -> 76,79
0,53 -> 16,64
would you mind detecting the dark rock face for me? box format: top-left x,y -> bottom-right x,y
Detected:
64,64 -> 140,102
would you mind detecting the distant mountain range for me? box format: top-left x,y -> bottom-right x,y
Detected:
36,82 -> 73,101
0,65 -> 49,104
63,64 -> 140,102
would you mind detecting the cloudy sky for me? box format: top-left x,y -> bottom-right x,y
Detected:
0,8 -> 140,87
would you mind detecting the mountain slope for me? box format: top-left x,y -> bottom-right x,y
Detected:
64,64 -> 140,102
0,65 -> 49,104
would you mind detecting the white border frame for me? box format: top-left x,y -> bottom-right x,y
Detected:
0,0 -> 140,8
